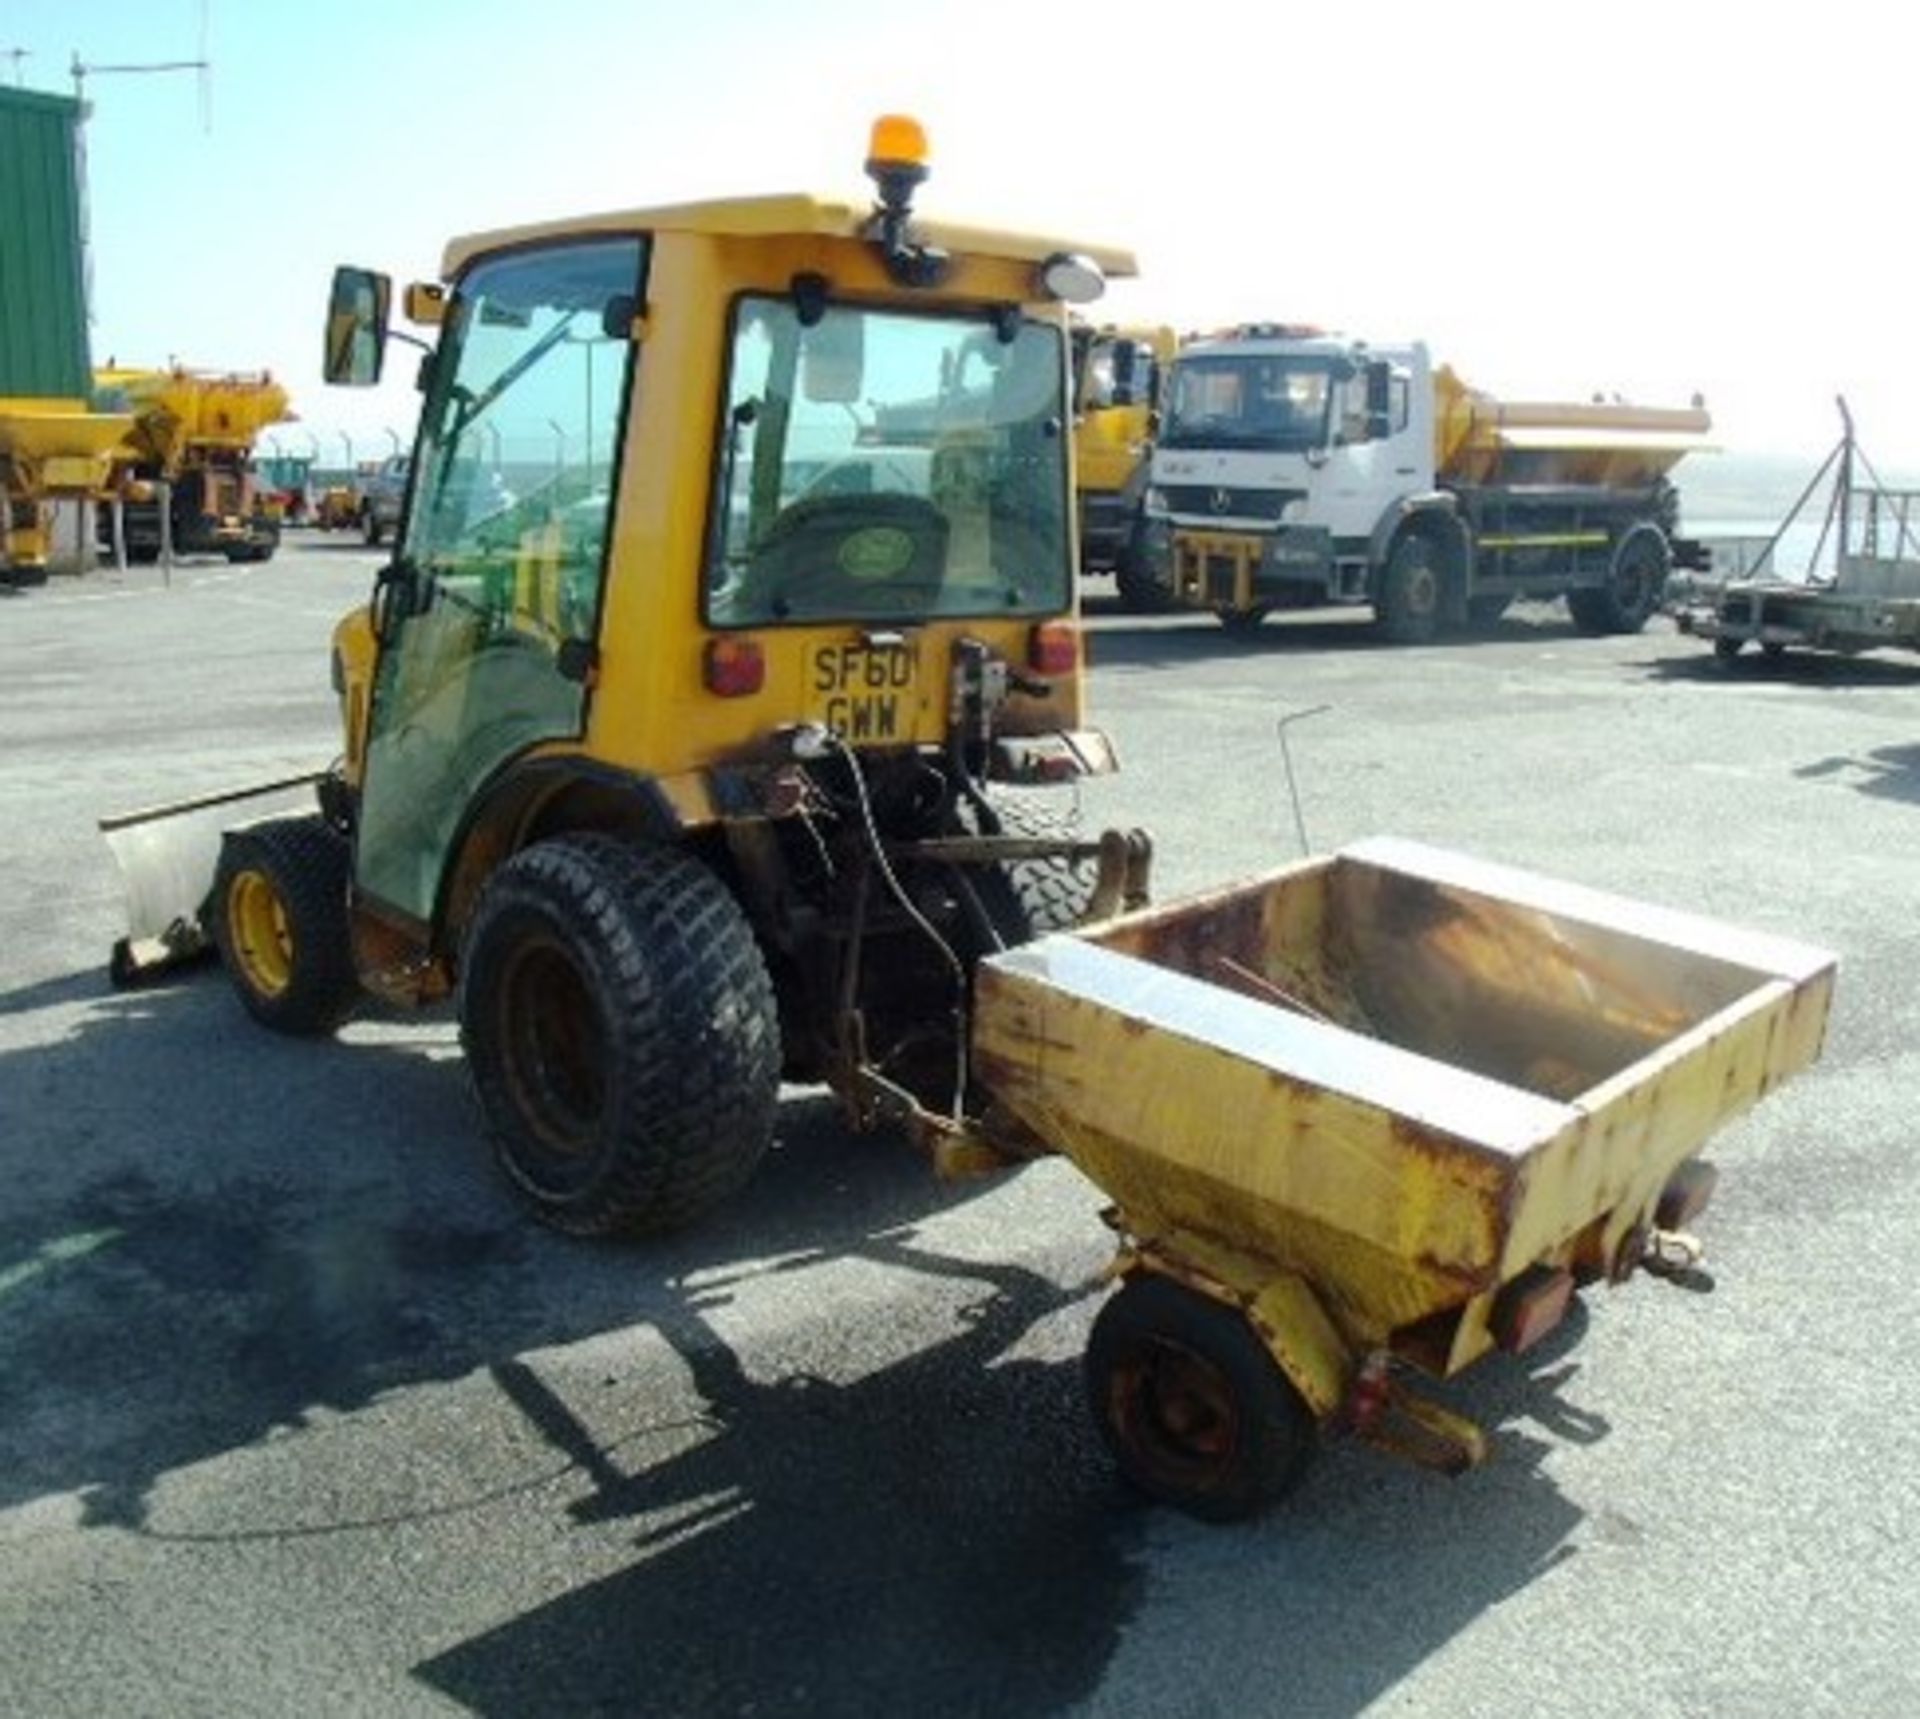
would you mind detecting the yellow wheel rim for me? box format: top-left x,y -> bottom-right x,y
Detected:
228,868 -> 294,998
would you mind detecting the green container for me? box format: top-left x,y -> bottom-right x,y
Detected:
0,87 -> 91,399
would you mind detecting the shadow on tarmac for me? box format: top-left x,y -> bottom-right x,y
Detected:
1638,642 -> 1920,690
1079,591 -> 1581,670
1794,742 -> 1920,807
1,961 -> 1604,1717
282,534 -> 386,556
414,1256 -> 1598,1719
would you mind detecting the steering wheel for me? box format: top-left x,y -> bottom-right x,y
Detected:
740,492 -> 949,618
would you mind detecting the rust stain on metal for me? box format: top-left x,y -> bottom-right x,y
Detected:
966,839 -> 1836,1482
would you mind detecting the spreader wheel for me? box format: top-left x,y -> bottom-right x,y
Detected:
1085,1273 -> 1316,1521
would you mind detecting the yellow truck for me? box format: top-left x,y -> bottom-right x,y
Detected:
102,118 -> 1832,1520
0,399 -> 131,584
1070,320 -> 1177,608
1142,325 -> 1713,637
94,366 -> 292,563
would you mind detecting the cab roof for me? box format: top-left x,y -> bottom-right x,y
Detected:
442,191 -> 1139,283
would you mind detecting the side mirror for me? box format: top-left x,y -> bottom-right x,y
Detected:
324,266 -> 393,387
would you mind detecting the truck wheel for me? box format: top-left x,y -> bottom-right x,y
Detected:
1085,1273 -> 1316,1521
1377,531 -> 1443,643
1466,592 -> 1511,629
211,815 -> 359,1035
363,515 -> 385,547
1113,522 -> 1174,613
459,835 -> 780,1237
1570,524 -> 1670,635
1216,604 -> 1271,635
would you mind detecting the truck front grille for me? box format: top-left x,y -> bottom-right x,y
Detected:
1161,486 -> 1301,523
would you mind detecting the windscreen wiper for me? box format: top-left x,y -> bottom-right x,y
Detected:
449,308 -> 582,449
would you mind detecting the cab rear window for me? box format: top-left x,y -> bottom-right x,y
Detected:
705,295 -> 1072,626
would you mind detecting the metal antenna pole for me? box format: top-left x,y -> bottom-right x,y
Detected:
1276,705 -> 1330,857
66,27 -> 216,376
71,0 -> 215,132
71,55 -> 213,113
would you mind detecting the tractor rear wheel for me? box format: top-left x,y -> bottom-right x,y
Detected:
459,835 -> 780,1237
853,788 -> 1096,1113
1085,1273 -> 1316,1521
963,788 -> 1098,941
211,814 -> 359,1035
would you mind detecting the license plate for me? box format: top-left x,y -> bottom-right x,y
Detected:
807,639 -> 918,743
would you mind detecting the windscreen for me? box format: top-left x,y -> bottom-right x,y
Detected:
706,295 -> 1072,625
1160,353 -> 1337,452
405,238 -> 643,597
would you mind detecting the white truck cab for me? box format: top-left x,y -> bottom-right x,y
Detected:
1141,323 -> 1708,642
1145,327 -> 1435,616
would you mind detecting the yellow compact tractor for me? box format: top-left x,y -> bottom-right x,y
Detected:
104,119 -> 1834,1520
111,115 -> 1143,1231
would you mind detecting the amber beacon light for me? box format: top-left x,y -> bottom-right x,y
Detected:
864,113 -> 948,288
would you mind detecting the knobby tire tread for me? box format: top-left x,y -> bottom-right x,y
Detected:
460,835 -> 780,1237
213,814 -> 358,1036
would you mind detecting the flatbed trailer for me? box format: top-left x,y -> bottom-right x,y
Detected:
1670,404 -> 1920,662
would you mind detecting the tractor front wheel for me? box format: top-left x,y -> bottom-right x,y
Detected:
1085,1273 -> 1316,1521
210,814 -> 359,1035
459,835 -> 780,1237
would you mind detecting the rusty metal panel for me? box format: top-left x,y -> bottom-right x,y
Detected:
973,840 -> 1837,1367
0,87 -> 91,399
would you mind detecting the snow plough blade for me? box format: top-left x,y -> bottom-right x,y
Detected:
100,770 -> 327,986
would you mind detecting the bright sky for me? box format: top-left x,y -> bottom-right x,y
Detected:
8,0 -> 1911,477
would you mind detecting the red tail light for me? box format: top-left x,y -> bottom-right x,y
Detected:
704,637 -> 765,697
1345,1352 -> 1392,1430
1029,621 -> 1077,676
1491,1265 -> 1576,1354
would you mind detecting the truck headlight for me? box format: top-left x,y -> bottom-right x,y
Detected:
1144,486 -> 1167,517
1278,499 -> 1304,525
